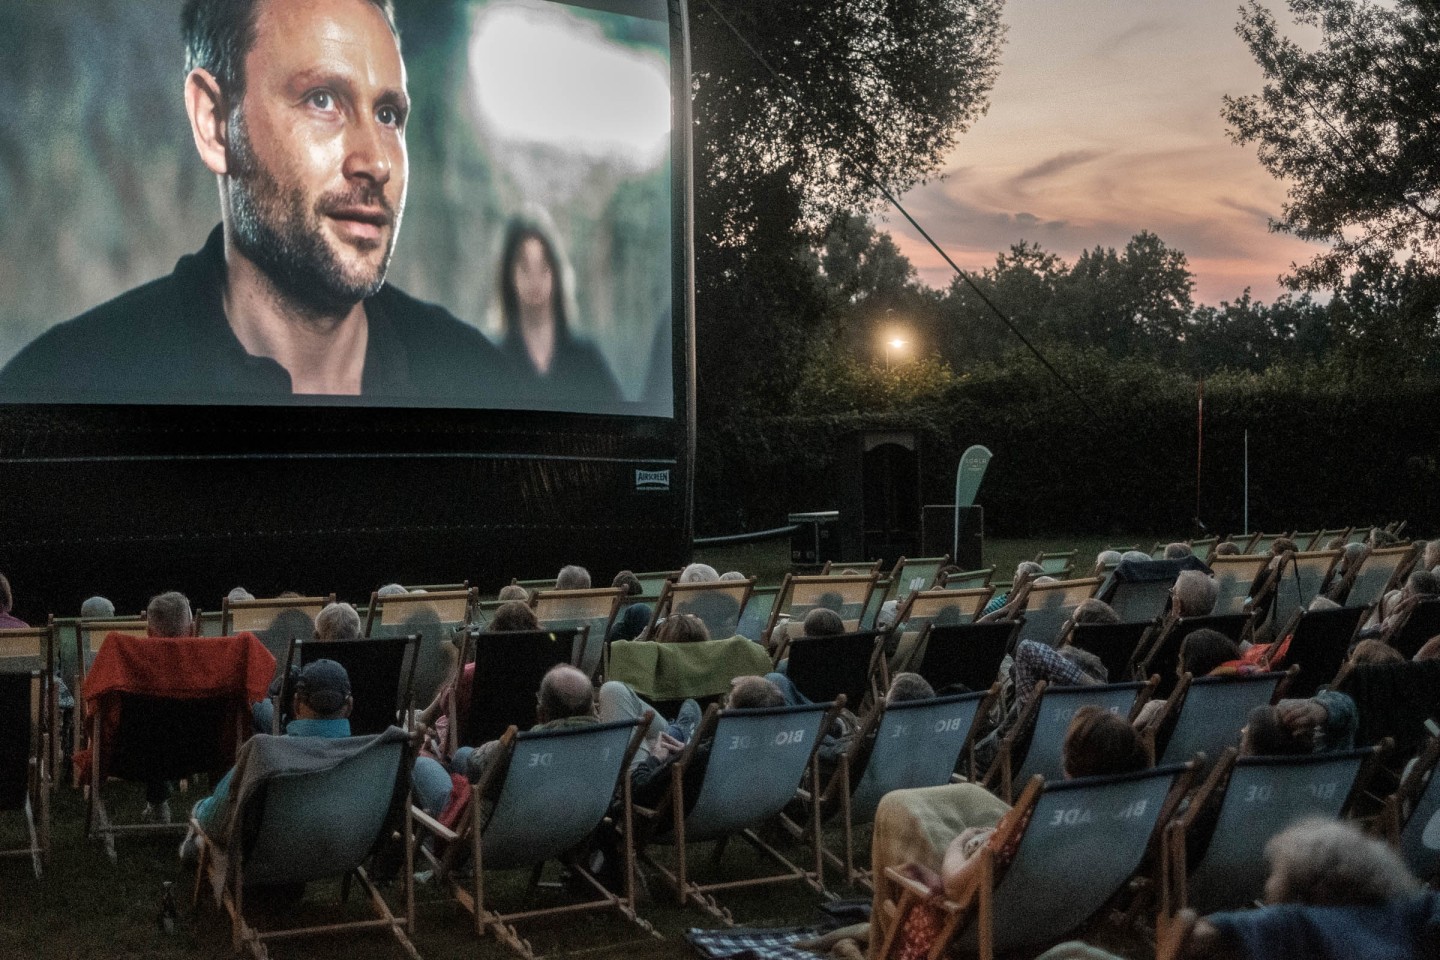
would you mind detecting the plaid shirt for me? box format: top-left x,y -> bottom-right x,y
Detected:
1014,639 -> 1093,704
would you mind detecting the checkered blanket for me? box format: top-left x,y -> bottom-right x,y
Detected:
685,926 -> 828,960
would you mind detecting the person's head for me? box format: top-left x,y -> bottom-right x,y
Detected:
1163,542 -> 1192,560
226,586 -> 255,603
1368,528 -> 1399,548
1213,540 -> 1241,557
887,672 -> 935,703
1179,628 -> 1239,678
536,664 -> 593,722
1349,637 -> 1405,666
726,675 -> 786,710
314,601 -> 361,640
497,583 -> 529,603
1059,645 -> 1108,683
719,570 -> 747,581
80,596 -> 116,619
802,607 -> 845,637
1404,569 -> 1440,599
1241,705 -> 1311,756
498,217 -> 570,332
1270,537 -> 1297,557
1264,817 -> 1419,906
654,613 -> 709,644
1095,550 -> 1123,571
679,563 -> 719,584
489,600 -> 539,632
612,571 -> 643,597
293,657 -> 353,719
146,591 -> 194,637
377,582 -> 408,598
876,599 -> 900,630
182,0 -> 408,318
1424,539 -> 1440,572
1338,541 -> 1366,568
1061,706 -> 1147,779
555,565 -> 591,590
1120,550 -> 1152,564
1073,599 -> 1120,626
0,573 -> 11,615
1172,570 -> 1218,618
1013,560 -> 1044,584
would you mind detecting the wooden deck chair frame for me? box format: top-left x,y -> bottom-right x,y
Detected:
1161,743 -> 1388,921
1245,531 -> 1293,556
630,570 -> 682,599
1333,543 -> 1420,609
0,671 -> 52,877
411,718 -> 655,960
887,587 -> 995,669
820,559 -> 884,575
939,567 -> 994,590
405,580 -> 469,593
645,577 -> 756,645
1307,526 -> 1352,551
222,594 -> 336,636
805,685 -> 999,886
1207,554 -> 1278,617
1277,604 -> 1367,698
0,623 -> 58,796
762,572 -> 878,647
1253,548 -> 1343,643
529,586 -> 623,675
886,555 -> 950,601
363,587 -> 477,636
1033,550 -> 1078,579
1380,734 -> 1440,882
1064,621 -> 1153,688
191,729 -> 420,960
984,677 -> 1157,802
1188,536 -> 1219,562
631,698 -> 847,922
364,587 -> 475,710
272,635 -> 419,736
1008,577 -> 1103,648
878,765 -> 1191,960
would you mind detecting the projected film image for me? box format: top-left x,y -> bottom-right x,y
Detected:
0,0 -> 674,415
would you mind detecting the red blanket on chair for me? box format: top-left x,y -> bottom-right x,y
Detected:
77,633 -> 275,784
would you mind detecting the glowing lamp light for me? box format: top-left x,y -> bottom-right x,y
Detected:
889,338 -> 906,350
468,4 -> 671,168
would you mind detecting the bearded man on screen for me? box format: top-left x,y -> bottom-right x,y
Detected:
0,0 -> 514,404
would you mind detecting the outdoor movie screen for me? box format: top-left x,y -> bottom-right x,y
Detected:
0,0 -> 675,416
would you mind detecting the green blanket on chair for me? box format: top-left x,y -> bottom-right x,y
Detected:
607,637 -> 773,700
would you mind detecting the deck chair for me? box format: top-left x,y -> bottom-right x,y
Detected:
222,595 -> 333,672
858,578 -> 892,630
1246,531 -> 1291,556
72,617 -> 149,775
1208,554 -> 1274,616
821,689 -> 995,883
1033,550 -> 1077,579
0,671 -> 50,876
821,559 -> 884,575
632,699 -> 844,921
940,567 -> 994,590
986,679 -> 1154,802
1164,746 -> 1379,917
272,636 -> 418,736
191,727 -> 418,960
456,627 -> 585,749
364,587 -> 475,709
734,586 -> 779,643
412,719 -> 651,958
879,765 -> 1187,960
888,556 -> 949,599
1263,549 -> 1342,637
530,587 -> 623,678
763,573 -> 879,646
1334,659 -> 1440,758
887,588 -> 994,671
1335,543 -> 1419,609
778,630 -> 886,710
406,580 -> 469,592
1280,605 -> 1367,698
909,621 -> 1020,696
1155,670 -> 1293,767
0,624 -> 57,786
1307,526 -> 1351,550
1011,577 -> 1103,648
1098,558 -> 1209,625
1134,612 -> 1253,696
629,570 -> 680,599
648,578 -> 755,645
1067,622 -> 1153,687
82,633 -> 274,860
1189,536 -> 1219,562
1381,735 -> 1440,882
1347,526 -> 1376,545
1382,597 -> 1440,660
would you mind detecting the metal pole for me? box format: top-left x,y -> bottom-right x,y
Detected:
1243,429 -> 1249,536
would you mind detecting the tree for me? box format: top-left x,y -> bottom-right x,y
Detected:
1223,0 -> 1440,289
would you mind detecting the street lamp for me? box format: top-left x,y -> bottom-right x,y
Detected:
885,337 -> 907,371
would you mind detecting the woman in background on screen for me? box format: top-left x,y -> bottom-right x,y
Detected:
496,215 -> 622,409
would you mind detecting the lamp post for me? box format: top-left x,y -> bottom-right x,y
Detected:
885,337 -> 906,371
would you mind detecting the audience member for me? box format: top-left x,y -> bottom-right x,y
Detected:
981,561 -> 1044,617
1093,550 -> 1123,576
226,586 -> 255,603
0,573 -> 26,629
1213,541 -> 1241,557
801,607 -> 845,637
720,570 -> 747,581
1172,570 -> 1219,618
457,664 -> 597,786
653,613 -> 709,644
1165,542 -> 1194,560
497,583 -> 529,602
376,582 -> 408,598
555,565 -> 591,590
314,602 -> 361,641
679,562 -> 720,584
1348,638 -> 1404,667
146,591 -> 193,638
489,600 -> 540,632
1072,598 -> 1121,626
80,595 -> 115,619
612,570 -> 643,599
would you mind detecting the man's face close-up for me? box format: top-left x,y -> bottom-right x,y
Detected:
228,0 -> 409,314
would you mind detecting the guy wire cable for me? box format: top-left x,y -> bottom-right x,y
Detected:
696,0 -> 1102,424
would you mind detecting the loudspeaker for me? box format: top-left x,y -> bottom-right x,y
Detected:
837,431 -> 920,566
922,504 -> 985,569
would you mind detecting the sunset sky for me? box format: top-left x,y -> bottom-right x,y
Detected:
880,0 -> 1324,305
